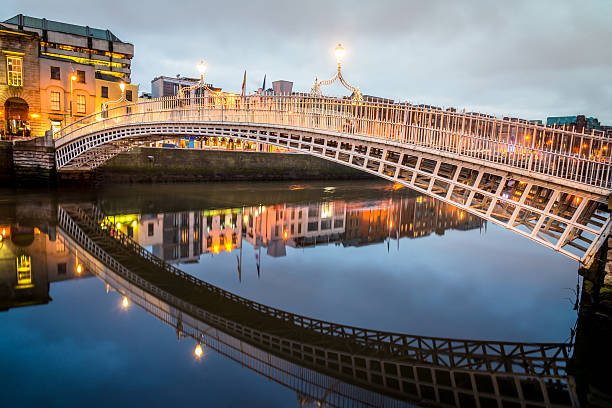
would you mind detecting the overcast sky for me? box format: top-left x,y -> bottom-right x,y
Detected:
5,0 -> 612,123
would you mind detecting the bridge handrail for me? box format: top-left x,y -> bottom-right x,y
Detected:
54,94 -> 612,189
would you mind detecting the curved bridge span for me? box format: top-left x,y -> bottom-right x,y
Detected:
53,95 -> 612,264
58,204 -> 576,408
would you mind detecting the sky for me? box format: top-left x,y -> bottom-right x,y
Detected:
5,0 -> 612,124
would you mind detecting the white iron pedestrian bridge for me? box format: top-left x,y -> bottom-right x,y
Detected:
53,94 -> 612,264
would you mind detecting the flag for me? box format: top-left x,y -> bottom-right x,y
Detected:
262,74 -> 266,94
255,253 -> 260,278
241,70 -> 247,96
237,254 -> 241,282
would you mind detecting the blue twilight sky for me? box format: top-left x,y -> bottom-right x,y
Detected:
4,0 -> 612,124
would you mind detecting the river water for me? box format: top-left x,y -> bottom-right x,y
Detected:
0,181 -> 584,407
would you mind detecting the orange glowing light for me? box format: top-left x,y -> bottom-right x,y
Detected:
213,244 -> 220,254
392,183 -> 404,190
459,212 -> 465,220
121,296 -> 129,309
194,344 -> 203,358
2,228 -> 6,236
76,264 -> 83,274
283,231 -> 288,240
224,242 -> 233,252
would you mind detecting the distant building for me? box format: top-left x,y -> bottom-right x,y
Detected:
151,75 -> 220,98
547,115 -> 601,132
1,14 -> 137,139
272,80 -> 293,95
139,92 -> 152,100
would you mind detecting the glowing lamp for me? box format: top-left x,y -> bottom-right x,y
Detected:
119,82 -> 126,92
334,44 -> 345,63
71,75 -> 77,81
194,344 -> 203,358
30,113 -> 39,118
76,264 -> 83,274
283,231 -> 288,240
131,220 -> 137,228
197,60 -> 207,77
121,296 -> 129,309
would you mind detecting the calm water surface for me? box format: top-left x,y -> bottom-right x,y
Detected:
0,181 -> 583,407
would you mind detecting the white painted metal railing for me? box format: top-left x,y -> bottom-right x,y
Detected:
55,94 -> 612,189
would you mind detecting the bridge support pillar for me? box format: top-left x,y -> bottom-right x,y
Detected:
12,131 -> 56,184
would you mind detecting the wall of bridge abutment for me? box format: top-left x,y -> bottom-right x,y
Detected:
1,133 -> 57,185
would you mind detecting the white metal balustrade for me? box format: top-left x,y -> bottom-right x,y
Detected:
55,94 -> 612,191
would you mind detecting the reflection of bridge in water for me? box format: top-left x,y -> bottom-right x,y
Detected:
58,204 -> 578,407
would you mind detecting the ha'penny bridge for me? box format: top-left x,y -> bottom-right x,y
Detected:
52,90 -> 612,265
58,203 -> 579,408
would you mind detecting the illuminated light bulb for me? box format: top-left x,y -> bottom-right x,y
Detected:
197,60 -> 207,76
283,231 -> 288,240
119,82 -> 125,92
131,220 -> 137,228
71,75 -> 77,81
76,264 -> 83,274
334,43 -> 345,63
116,222 -> 121,228
121,296 -> 129,309
194,344 -> 203,358
2,228 -> 5,236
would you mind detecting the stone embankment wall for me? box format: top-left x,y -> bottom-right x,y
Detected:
0,141 -> 13,183
91,147 -> 373,183
11,135 -> 56,183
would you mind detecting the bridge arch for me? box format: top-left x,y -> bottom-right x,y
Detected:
53,96 -> 612,264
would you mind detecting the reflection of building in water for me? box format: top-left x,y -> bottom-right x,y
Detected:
110,194 -> 484,263
0,224 -> 90,311
344,195 -> 483,247
202,209 -> 242,255
150,212 -> 203,264
243,202 -> 346,256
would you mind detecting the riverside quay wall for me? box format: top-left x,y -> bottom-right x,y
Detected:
1,143 -> 372,185
88,147 -> 372,183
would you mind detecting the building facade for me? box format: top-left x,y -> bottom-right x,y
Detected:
1,14 -> 137,139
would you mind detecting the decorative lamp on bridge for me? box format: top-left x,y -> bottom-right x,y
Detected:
119,82 -> 125,93
197,60 -> 207,81
334,43 -> 345,64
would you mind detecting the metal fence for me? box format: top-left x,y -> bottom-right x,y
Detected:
55,94 -> 612,189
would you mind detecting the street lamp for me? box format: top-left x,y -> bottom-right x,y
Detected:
119,82 -> 125,93
176,60 -> 218,98
70,73 -> 77,122
197,60 -> 207,81
310,43 -> 362,100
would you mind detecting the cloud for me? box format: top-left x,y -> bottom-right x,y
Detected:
5,0 -> 612,122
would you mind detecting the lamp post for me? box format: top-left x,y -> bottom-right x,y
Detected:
197,60 -> 207,83
310,43 -> 362,100
70,73 -> 77,122
176,60 -> 217,99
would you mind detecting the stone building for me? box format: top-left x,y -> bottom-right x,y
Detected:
1,14 -> 137,139
0,24 -> 42,140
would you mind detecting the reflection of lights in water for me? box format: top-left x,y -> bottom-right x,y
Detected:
243,215 -> 248,223
289,185 -> 305,191
224,242 -> 232,252
121,296 -> 129,309
321,203 -> 333,219
194,344 -> 203,358
213,244 -> 220,254
323,187 -> 336,192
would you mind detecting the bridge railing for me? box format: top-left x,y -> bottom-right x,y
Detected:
55,94 -> 612,188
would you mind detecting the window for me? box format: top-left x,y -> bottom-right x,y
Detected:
320,220 -> 331,230
50,91 -> 61,110
101,86 -> 108,98
76,70 -> 85,83
148,223 -> 154,236
57,263 -> 66,275
7,56 -> 23,86
307,222 -> 318,232
125,89 -> 133,101
76,94 -> 86,114
50,66 -> 60,80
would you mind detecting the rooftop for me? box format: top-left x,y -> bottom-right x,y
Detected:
3,14 -> 126,43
